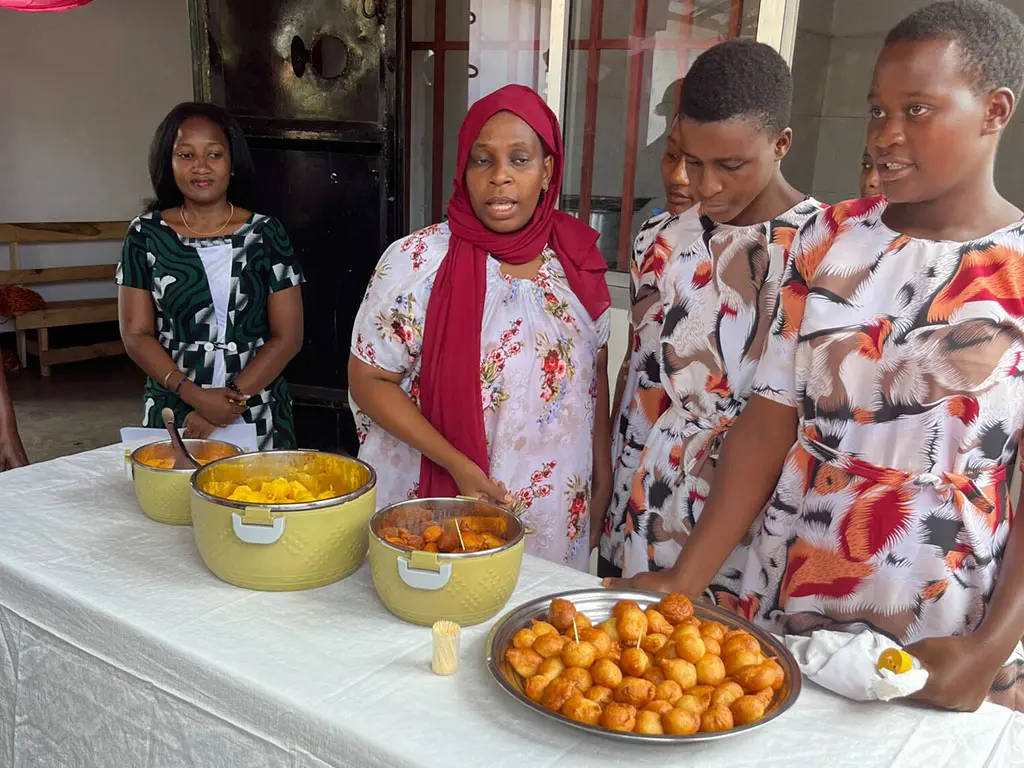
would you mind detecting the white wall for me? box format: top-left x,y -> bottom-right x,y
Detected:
786,0 -> 1024,205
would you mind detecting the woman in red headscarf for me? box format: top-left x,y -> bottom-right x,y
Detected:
349,85 -> 612,569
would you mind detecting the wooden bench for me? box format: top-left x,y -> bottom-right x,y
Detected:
0,221 -> 129,376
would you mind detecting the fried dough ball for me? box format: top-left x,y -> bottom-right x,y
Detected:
534,633 -> 569,659
658,593 -> 694,624
700,706 -> 734,733
645,609 -> 675,636
731,694 -> 767,726
642,666 -> 666,686
763,658 -> 786,691
561,696 -> 602,726
734,662 -> 778,694
620,647 -> 649,678
670,623 -> 701,642
614,677 -> 656,707
605,643 -> 622,663
674,694 -> 705,716
531,620 -> 558,637
688,688 -> 712,712
579,628 -> 614,658
573,613 -> 593,631
525,675 -> 551,702
585,685 -> 614,707
711,681 -> 745,709
699,621 -> 728,642
561,667 -> 593,692
660,658 -> 697,690
423,542 -> 440,553
655,680 -> 684,705
598,617 -> 621,643
644,699 -> 674,716
612,600 -> 641,619
723,649 -> 762,677
512,628 -> 538,650
616,607 -> 648,644
591,658 -> 624,689
721,632 -> 761,657
562,641 -> 598,669
675,634 -> 706,664
753,687 -> 775,708
662,707 -> 701,736
537,657 -> 566,680
505,648 -> 543,678
634,710 -> 665,735
695,654 -> 726,687
541,677 -> 579,712
641,633 -> 669,655
654,642 -> 679,664
549,598 -> 577,632
600,703 -> 638,733
702,636 -> 722,657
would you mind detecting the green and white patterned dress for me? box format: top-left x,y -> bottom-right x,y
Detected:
116,211 -> 304,449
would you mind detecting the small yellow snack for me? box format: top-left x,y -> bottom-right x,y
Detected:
877,648 -> 913,675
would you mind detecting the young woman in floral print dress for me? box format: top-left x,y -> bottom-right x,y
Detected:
605,40 -> 824,582
619,0 -> 1024,712
349,86 -> 611,570
599,114 -> 704,577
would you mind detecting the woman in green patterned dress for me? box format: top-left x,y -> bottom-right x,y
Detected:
117,103 -> 305,449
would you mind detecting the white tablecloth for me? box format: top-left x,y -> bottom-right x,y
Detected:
1,445 -> 1022,768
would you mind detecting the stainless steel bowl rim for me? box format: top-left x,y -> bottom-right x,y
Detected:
189,449 -> 378,511
370,497 -> 526,559
484,588 -> 803,745
130,438 -> 242,475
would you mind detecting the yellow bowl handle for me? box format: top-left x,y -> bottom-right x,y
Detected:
231,506 -> 285,545
123,449 -> 134,482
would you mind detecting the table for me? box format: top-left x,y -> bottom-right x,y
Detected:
1,445 -> 1022,768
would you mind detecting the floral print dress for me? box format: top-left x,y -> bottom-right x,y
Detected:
351,222 -> 610,571
620,199 -> 825,580
601,208 -> 703,574
740,197 -> 1024,709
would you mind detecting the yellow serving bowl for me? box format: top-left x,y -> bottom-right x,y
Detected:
189,450 -> 377,591
125,439 -> 242,525
368,498 -> 526,627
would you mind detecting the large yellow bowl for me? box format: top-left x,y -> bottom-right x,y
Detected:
368,498 -> 525,627
125,439 -> 242,525
189,450 -> 377,591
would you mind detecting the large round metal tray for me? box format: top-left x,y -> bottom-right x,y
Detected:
484,589 -> 802,744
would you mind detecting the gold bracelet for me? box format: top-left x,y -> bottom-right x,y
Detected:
162,369 -> 178,389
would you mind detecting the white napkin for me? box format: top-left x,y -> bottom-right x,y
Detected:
784,630 -> 929,702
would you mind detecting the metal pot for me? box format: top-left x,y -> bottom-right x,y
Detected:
190,450 -> 377,591
125,439 -> 241,525
368,497 -> 526,627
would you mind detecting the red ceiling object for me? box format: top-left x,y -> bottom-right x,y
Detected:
0,0 -> 94,11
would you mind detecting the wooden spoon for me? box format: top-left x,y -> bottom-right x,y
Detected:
161,407 -> 200,471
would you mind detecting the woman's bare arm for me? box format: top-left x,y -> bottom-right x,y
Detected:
591,346 -> 612,548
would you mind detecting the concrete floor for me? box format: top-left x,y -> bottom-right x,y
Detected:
6,356 -> 144,464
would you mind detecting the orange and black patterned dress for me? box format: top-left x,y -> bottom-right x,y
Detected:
741,197 -> 1024,709
619,199 -> 824,579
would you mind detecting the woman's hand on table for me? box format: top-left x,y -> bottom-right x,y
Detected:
602,570 -> 680,594
188,386 -> 247,428
450,456 -> 513,507
906,634 -> 1002,712
183,412 -> 216,440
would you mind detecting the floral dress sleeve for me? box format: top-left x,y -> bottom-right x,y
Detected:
115,216 -> 152,290
350,238 -> 427,376
262,217 -> 305,292
751,214 -> 820,408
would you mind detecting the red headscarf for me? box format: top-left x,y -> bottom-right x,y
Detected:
417,84 -> 610,498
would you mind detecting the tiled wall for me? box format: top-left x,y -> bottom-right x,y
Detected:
785,0 -> 1024,205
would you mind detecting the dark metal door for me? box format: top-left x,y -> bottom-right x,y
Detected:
189,0 -> 403,453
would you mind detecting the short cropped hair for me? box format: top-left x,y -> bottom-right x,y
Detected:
885,0 -> 1024,99
679,39 -> 793,134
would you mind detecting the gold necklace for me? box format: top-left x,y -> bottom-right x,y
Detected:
181,203 -> 235,237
